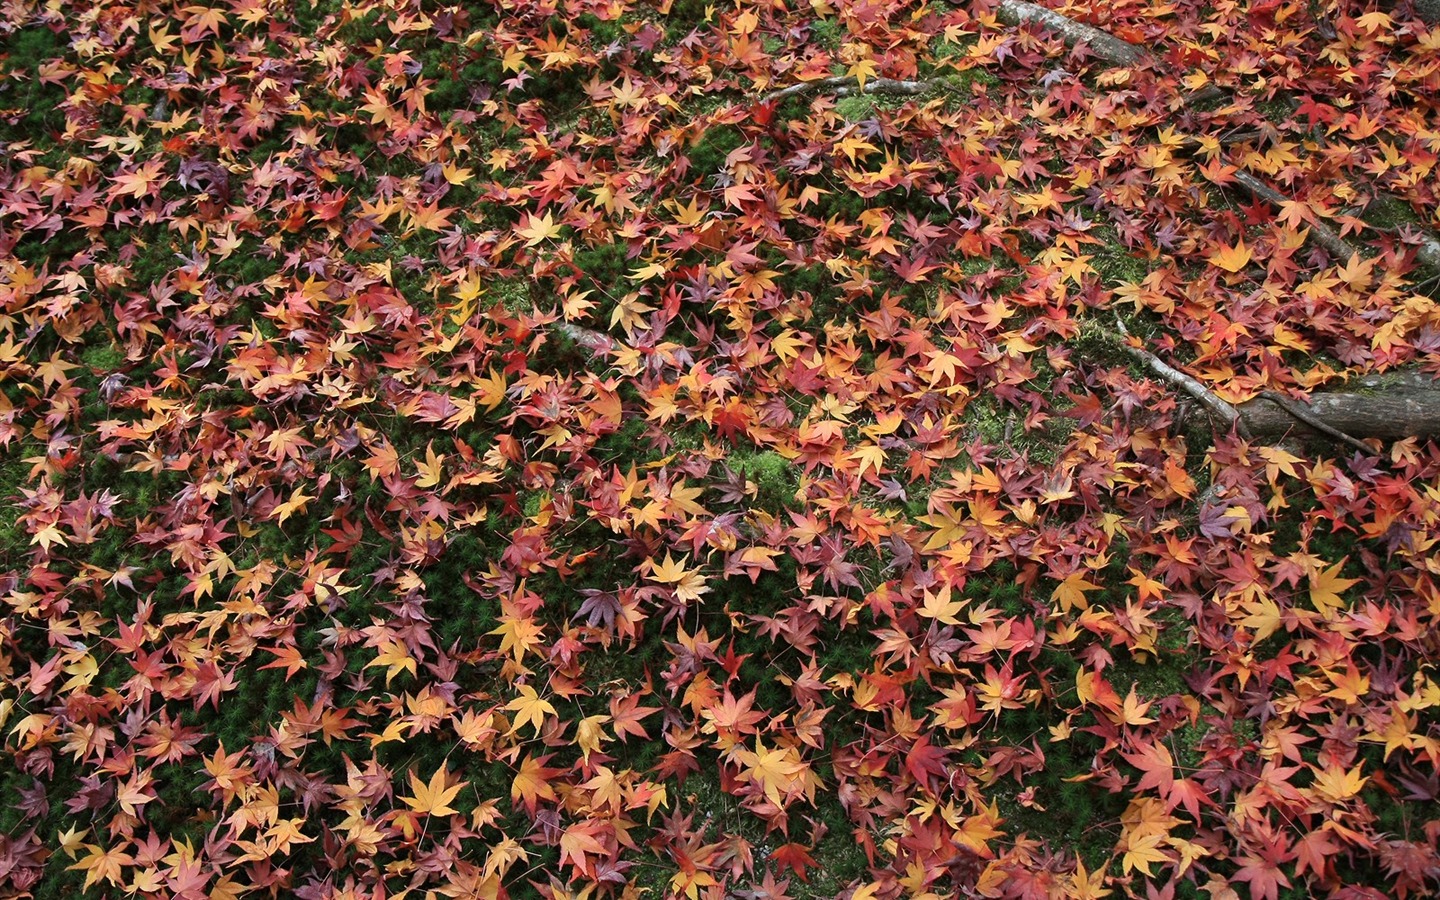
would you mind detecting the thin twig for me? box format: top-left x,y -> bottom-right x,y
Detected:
760,75 -> 940,105
1114,317 -> 1242,431
1254,391 -> 1373,454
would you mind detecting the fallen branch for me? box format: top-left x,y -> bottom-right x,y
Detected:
996,3 -> 1440,278
760,75 -> 939,104
753,2 -> 1440,281
1114,317 -> 1242,430
760,0 -> 1152,104
554,321 -> 619,356
1229,170 -> 1364,264
1111,318 -> 1429,448
1271,95 -> 1440,271
1252,391 -> 1373,454
1404,230 -> 1440,276
984,5 -> 1421,273
1239,384 -> 1440,442
1228,169 -> 1440,280
994,0 -> 1145,67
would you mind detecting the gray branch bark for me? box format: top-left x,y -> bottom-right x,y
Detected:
1229,171 -> 1365,264
1117,319 -> 1440,446
995,0 -> 1146,67
761,76 -> 937,104
1240,385 -> 1440,442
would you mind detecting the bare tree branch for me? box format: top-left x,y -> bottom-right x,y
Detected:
1113,317 -> 1242,430
1253,391 -> 1373,454
1228,170 -> 1364,264
760,75 -> 938,104
994,0 -> 1146,67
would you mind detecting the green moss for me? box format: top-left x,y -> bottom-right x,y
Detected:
0,26 -> 68,139
490,277 -> 534,315
686,125 -> 746,179
958,253 -> 1009,277
1071,316 -> 1134,369
1090,227 -> 1152,287
988,715 -> 1126,872
664,0 -> 714,39
1255,96 -> 1293,125
933,67 -> 999,106
1362,193 -> 1423,230
572,242 -> 630,291
932,30 -> 980,63
3,23 -> 63,66
803,829 -> 870,897
962,397 -> 1067,467
967,560 -> 1026,615
835,95 -> 878,122
809,18 -> 845,50
1106,650 -> 1193,702
81,344 -> 126,372
1170,720 -> 1205,772
729,450 -> 797,510
291,0 -> 345,34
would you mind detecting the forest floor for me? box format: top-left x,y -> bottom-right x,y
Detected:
2,1 -> 1440,899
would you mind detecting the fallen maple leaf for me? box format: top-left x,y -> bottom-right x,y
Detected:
1309,559 -> 1359,618
735,740 -> 806,807
506,684 -> 557,737
1208,238 -> 1253,273
401,767 -> 468,817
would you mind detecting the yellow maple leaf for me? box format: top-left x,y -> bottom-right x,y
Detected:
649,552 -> 692,584
1052,571 -> 1101,613
401,766 -> 467,817
367,718 -> 408,749
69,843 -> 134,891
489,614 -> 545,663
647,552 -> 709,603
501,46 -> 527,73
364,640 -> 416,685
511,754 -> 558,814
917,584 -> 966,626
1257,445 -> 1303,484
1310,762 -> 1367,803
1069,857 -> 1112,899
472,368 -> 509,411
1207,238 -> 1253,273
516,210 -> 562,247
31,522 -> 67,552
609,291 -> 658,334
848,443 -> 887,478
1239,593 -> 1284,642
505,684 -> 557,737
736,740 -> 806,807
56,825 -> 89,858
1309,559 -> 1359,618
835,134 -> 878,163
770,328 -> 806,363
847,57 -> 878,90
1120,829 -> 1172,876
671,869 -> 718,900
415,442 -> 444,488
575,714 -> 611,763
1112,686 -> 1157,726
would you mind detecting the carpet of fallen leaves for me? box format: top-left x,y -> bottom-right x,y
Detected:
3,0 -> 1440,898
